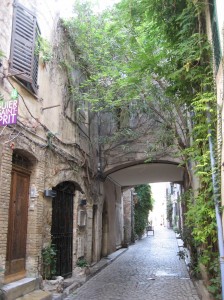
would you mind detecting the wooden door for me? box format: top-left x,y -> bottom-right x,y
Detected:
5,166 -> 30,283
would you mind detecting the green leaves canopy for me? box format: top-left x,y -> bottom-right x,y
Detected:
61,1 -> 220,294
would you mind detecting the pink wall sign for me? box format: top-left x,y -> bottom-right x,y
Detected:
0,99 -> 18,126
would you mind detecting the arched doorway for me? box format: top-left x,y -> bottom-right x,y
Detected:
51,181 -> 75,278
5,152 -> 32,283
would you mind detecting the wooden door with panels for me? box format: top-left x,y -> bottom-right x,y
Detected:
5,165 -> 30,283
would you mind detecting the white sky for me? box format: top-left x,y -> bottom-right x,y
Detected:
151,182 -> 168,203
150,182 -> 168,226
59,0 -> 120,18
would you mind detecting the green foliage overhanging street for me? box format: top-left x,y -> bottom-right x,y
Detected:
61,0 -> 220,297
134,184 -> 153,238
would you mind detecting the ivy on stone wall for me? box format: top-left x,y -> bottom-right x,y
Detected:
134,184 -> 153,238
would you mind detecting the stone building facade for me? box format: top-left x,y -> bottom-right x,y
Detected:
122,189 -> 135,245
0,0 -> 198,298
0,0 -> 129,292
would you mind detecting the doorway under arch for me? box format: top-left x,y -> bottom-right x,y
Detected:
51,181 -> 75,278
5,151 -> 34,283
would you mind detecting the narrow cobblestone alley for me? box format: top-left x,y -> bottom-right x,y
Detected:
67,227 -> 200,300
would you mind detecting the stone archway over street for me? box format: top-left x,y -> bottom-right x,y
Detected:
105,161 -> 184,187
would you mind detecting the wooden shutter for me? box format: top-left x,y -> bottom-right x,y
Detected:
9,2 -> 39,93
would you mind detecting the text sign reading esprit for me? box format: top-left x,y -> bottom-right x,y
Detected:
0,99 -> 18,126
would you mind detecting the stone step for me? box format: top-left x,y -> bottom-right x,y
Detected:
1,278 -> 39,300
16,290 -> 52,300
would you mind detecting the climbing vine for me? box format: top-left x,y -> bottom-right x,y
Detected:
181,92 -> 220,297
35,35 -> 53,65
147,1 -> 220,296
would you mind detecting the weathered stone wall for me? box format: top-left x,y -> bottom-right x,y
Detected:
216,0 -> 224,52
122,189 -> 133,245
0,0 -> 102,285
0,130 -> 98,282
102,179 -> 123,256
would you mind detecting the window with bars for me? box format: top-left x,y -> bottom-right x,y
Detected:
9,1 -> 39,94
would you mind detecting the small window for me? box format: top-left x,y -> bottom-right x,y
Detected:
9,1 -> 39,94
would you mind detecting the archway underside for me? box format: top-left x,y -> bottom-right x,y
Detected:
106,162 -> 184,187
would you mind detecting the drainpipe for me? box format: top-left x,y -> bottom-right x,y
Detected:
207,109 -> 224,300
131,189 -> 136,243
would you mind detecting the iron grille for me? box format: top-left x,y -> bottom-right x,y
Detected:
51,182 -> 74,278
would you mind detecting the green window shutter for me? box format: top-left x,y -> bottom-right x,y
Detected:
9,2 -> 39,93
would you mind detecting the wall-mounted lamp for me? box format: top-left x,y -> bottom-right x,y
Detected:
44,190 -> 57,198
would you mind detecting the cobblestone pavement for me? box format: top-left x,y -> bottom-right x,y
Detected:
68,227 -> 200,300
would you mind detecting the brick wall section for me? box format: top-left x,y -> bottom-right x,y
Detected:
0,144 -> 12,284
26,155 -> 46,277
35,159 -> 46,276
0,128 -> 98,280
8,135 -> 45,278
